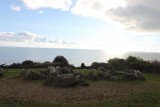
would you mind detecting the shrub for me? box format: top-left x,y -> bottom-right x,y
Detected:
53,56 -> 69,67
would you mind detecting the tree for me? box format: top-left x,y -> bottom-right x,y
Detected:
126,56 -> 148,72
81,63 -> 86,69
22,60 -> 34,65
53,56 -> 69,67
108,58 -> 126,70
91,62 -> 109,69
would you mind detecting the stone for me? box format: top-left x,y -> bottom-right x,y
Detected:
110,76 -> 118,81
97,67 -> 106,72
48,66 -> 56,73
44,73 -> 78,87
122,69 -> 145,81
27,71 -> 46,80
87,71 -> 97,80
0,68 -> 4,77
20,68 -> 31,79
20,69 -> 46,80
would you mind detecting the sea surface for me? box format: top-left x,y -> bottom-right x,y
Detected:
0,47 -> 160,66
0,47 -> 109,66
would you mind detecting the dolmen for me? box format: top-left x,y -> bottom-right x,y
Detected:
44,66 -> 89,87
20,66 -> 89,87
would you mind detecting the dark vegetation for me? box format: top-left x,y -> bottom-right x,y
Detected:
91,56 -> 160,74
7,55 -> 75,69
4,55 -> 160,74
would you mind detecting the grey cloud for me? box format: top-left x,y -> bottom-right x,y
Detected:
0,32 -> 15,41
108,0 -> 160,31
61,40 -> 76,45
92,2 -> 102,10
0,31 -> 75,45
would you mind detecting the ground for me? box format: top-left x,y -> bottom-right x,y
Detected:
0,69 -> 160,107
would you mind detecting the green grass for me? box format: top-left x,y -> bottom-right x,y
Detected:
3,68 -> 45,78
75,69 -> 92,75
144,73 -> 160,81
3,68 -> 21,78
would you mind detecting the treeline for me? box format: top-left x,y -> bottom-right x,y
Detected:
90,56 -> 160,74
3,55 -> 160,74
7,56 -> 75,69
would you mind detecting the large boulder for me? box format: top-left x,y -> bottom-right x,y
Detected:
55,66 -> 72,74
75,73 -> 89,86
27,71 -> 46,80
96,67 -> 106,79
20,68 -> 31,79
39,66 -> 58,77
44,73 -> 78,87
86,70 -> 97,80
122,69 -> 145,81
0,68 -> 4,77
20,69 -> 46,80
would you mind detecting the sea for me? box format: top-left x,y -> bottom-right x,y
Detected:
0,47 -> 160,67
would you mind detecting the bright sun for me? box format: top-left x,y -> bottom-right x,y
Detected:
104,44 -> 128,57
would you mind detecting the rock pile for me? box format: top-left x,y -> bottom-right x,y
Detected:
87,67 -> 120,81
44,66 -> 89,87
87,67 -> 145,81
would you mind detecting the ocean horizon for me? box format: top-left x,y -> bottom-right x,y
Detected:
0,46 -> 160,67
0,46 -> 109,66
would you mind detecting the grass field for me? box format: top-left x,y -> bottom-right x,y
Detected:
0,69 -> 160,107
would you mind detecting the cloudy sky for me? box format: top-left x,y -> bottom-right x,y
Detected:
1,0 -> 160,54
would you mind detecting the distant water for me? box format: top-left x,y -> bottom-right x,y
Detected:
1,47 -> 160,66
0,47 -> 109,66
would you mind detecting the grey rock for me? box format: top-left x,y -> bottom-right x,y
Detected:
0,68 -> 4,76
110,76 -> 118,81
123,69 -> 145,81
97,67 -> 106,73
20,68 -> 31,79
44,73 -> 78,87
20,69 -> 46,80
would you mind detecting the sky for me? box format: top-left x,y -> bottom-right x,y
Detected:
1,0 -> 160,55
